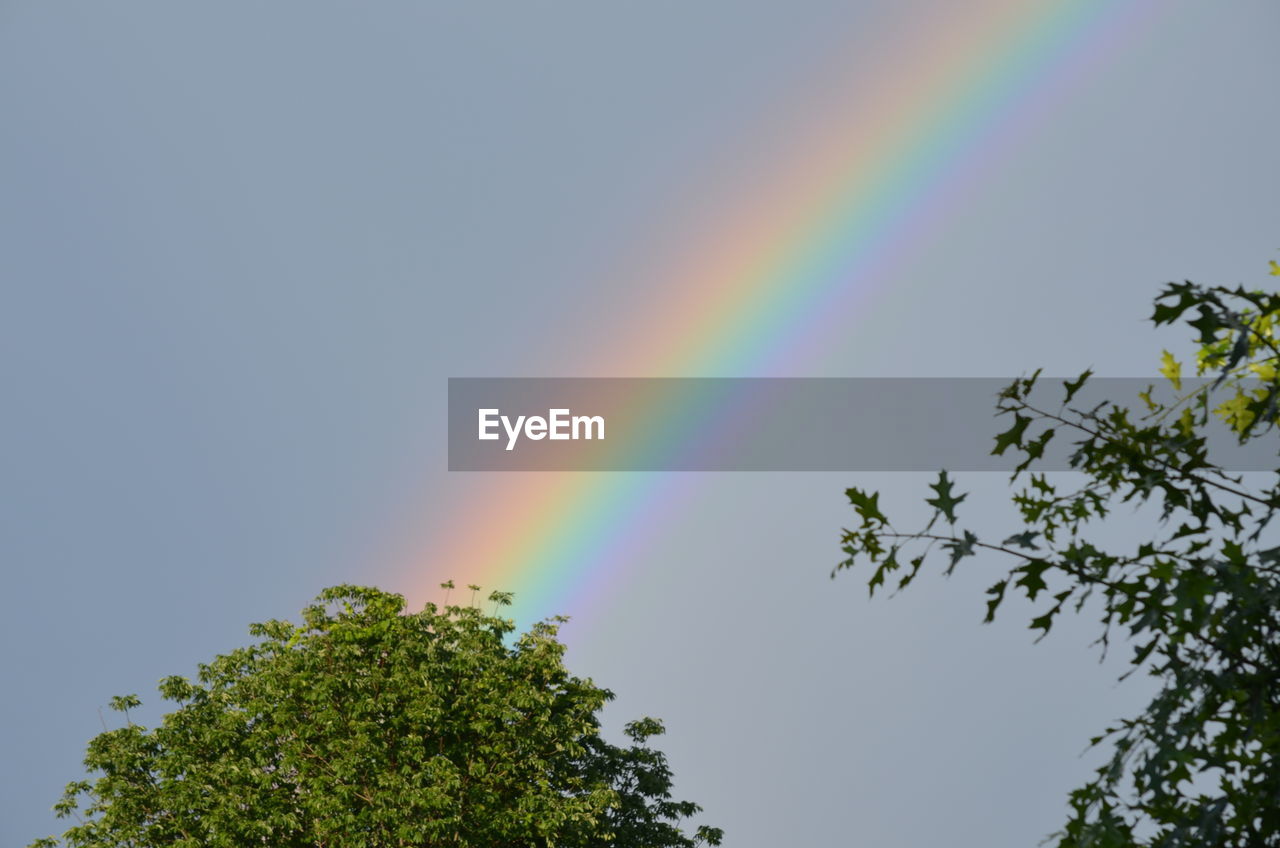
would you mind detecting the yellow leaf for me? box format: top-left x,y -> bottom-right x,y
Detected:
1159,350 -> 1182,391
1177,407 -> 1195,436
1214,391 -> 1255,433
1270,260 -> 1280,276
1249,361 -> 1277,382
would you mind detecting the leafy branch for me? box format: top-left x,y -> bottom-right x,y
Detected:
835,273 -> 1280,847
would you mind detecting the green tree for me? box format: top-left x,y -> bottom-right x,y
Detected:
836,267 -> 1280,846
31,584 -> 721,848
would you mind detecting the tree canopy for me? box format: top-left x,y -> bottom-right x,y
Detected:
32,584 -> 721,848
837,265 -> 1280,846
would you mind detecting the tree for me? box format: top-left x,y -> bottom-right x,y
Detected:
31,584 -> 722,848
835,266 -> 1280,846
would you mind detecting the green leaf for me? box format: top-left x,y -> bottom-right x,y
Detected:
1014,560 -> 1051,601
984,579 -> 1009,623
991,413 -> 1031,456
846,487 -> 887,526
925,470 -> 966,524
1062,369 -> 1093,404
943,530 -> 979,575
1159,350 -> 1182,391
1001,531 -> 1040,550
1150,282 -> 1198,325
1187,305 -> 1225,345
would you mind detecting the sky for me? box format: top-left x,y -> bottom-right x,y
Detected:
2,2 -> 1278,845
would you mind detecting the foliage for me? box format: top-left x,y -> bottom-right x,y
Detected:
31,584 -> 722,848
835,267 -> 1280,846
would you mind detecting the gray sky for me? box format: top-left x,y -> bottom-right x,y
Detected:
2,3 -> 1278,845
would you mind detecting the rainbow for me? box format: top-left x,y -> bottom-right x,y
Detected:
396,0 -> 1155,625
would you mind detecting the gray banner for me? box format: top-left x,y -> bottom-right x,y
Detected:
447,378 -> 1278,471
